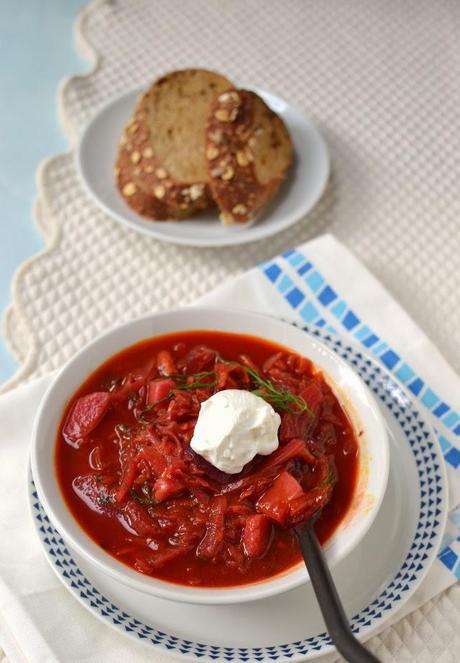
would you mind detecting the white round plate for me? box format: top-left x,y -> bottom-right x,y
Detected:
76,86 -> 330,247
29,328 -> 447,662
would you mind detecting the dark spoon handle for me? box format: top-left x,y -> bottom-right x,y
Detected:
295,522 -> 380,663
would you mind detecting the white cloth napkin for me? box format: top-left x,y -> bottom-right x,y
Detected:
0,234 -> 459,663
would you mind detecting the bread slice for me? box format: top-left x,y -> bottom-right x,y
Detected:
205,89 -> 293,224
116,69 -> 233,220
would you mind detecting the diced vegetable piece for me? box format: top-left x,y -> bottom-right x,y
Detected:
72,475 -> 115,515
262,352 -> 283,373
279,410 -> 317,443
256,471 -> 304,525
317,422 -> 337,448
196,495 -> 227,559
312,455 -> 335,487
215,362 -> 249,389
238,354 -> 259,372
133,546 -> 191,573
226,542 -> 247,568
63,392 -> 110,445
116,445 -> 175,504
181,345 -> 216,373
156,350 -> 177,376
242,514 -> 272,558
166,391 -> 198,421
288,485 -> 333,525
149,546 -> 190,569
260,438 -> 316,470
299,381 -> 324,412
147,378 -> 175,405
119,500 -> 158,537
110,364 -> 154,402
286,353 -> 312,375
138,447 -> 167,476
154,476 -> 184,502
262,367 -> 299,392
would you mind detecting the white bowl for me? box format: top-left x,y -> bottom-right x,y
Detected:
31,307 -> 389,605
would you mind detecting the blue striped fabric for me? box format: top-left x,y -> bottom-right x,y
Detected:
260,248 -> 460,465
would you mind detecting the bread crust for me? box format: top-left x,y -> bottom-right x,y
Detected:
116,69 -> 232,220
205,89 -> 293,224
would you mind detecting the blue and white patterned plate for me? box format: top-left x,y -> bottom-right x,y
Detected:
29,328 -> 447,661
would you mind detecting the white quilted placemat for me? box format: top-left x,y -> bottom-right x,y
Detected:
2,0 -> 459,660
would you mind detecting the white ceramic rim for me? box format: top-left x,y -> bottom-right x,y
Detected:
75,86 -> 330,247
31,307 -> 389,605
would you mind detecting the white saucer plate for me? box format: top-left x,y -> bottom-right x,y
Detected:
76,87 -> 330,247
29,328 -> 447,662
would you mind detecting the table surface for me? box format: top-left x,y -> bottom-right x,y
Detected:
1,2 -> 459,662
0,0 -> 86,383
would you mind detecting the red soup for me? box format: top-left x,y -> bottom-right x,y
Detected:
56,331 -> 359,587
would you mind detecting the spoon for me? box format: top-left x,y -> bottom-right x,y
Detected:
295,520 -> 380,663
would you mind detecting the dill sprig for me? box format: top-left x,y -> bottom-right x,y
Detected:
225,362 -> 310,415
130,484 -> 156,506
97,492 -> 114,507
168,371 -> 215,381
136,363 -> 310,423
106,377 -> 122,392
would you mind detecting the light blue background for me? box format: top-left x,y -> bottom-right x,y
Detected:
0,0 -> 87,383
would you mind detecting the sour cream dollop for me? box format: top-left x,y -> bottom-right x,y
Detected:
190,389 -> 281,474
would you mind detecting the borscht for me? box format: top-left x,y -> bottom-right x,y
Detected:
56,331 -> 359,587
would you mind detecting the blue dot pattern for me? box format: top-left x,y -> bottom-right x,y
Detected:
30,328 -> 447,661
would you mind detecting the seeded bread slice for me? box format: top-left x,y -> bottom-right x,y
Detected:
205,89 -> 293,224
116,69 -> 233,220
